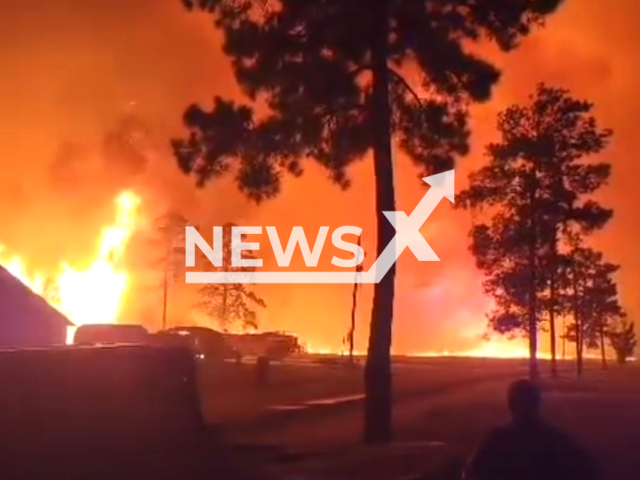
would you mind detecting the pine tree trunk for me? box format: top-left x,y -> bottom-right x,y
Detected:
364,0 -> 395,445
561,316 -> 566,360
549,278 -> 557,376
573,271 -> 583,378
599,325 -> 607,369
528,276 -> 539,380
527,182 -> 539,381
575,311 -> 584,377
549,230 -> 558,376
577,327 -> 584,377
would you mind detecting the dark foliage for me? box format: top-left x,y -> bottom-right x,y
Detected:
563,244 -> 623,373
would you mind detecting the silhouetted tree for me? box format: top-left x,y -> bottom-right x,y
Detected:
608,317 -> 637,364
465,217 -> 548,377
150,210 -> 189,329
564,245 -> 622,375
583,263 -> 622,371
458,84 -> 612,379
535,85 -> 612,376
195,223 -> 265,331
172,0 -> 563,442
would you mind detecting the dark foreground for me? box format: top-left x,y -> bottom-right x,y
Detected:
4,352 -> 639,480
210,358 -> 640,480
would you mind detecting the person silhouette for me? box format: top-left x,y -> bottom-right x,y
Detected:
462,379 -> 600,480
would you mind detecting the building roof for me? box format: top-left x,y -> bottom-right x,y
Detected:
0,265 -> 72,328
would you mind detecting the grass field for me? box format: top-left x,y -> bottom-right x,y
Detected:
195,356 -> 640,480
196,356 -> 529,424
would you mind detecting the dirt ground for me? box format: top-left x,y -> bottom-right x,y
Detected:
203,358 -> 640,480
196,356 -> 528,423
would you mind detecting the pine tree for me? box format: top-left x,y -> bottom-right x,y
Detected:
150,210 -> 190,329
195,223 -> 266,331
608,317 -> 637,365
173,0 -> 563,442
565,245 -> 623,374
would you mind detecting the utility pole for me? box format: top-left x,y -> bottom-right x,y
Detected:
348,236 -> 364,364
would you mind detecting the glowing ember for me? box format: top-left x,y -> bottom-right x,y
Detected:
0,191 -> 141,342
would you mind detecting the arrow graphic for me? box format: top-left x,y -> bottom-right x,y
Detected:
363,169 -> 454,283
186,169 -> 454,284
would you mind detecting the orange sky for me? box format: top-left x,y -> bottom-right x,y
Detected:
1,0 -> 638,354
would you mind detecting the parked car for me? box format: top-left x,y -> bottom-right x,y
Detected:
73,324 -> 150,345
159,326 -> 240,363
223,331 -> 301,360
264,334 -> 302,360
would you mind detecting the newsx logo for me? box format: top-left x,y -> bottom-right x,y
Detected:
185,170 -> 454,284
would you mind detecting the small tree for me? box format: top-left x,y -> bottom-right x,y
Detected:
608,317 -> 636,365
194,223 -> 265,331
564,244 -> 622,375
582,263 -> 622,371
149,210 -> 189,329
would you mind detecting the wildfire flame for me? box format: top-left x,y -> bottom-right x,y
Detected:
306,338 -> 544,359
0,191 -> 141,342
0,193 -> 606,359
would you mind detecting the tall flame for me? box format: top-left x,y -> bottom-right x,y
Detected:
56,191 -> 140,327
0,191 -> 141,340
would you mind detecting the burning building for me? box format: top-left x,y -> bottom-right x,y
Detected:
0,190 -> 142,342
0,265 -> 71,347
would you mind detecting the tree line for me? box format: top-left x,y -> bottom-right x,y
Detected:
457,83 -> 636,378
162,0 -> 636,444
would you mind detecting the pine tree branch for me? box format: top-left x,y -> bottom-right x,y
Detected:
387,67 -> 422,105
349,64 -> 422,106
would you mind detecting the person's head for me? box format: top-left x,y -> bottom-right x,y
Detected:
507,379 -> 541,424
